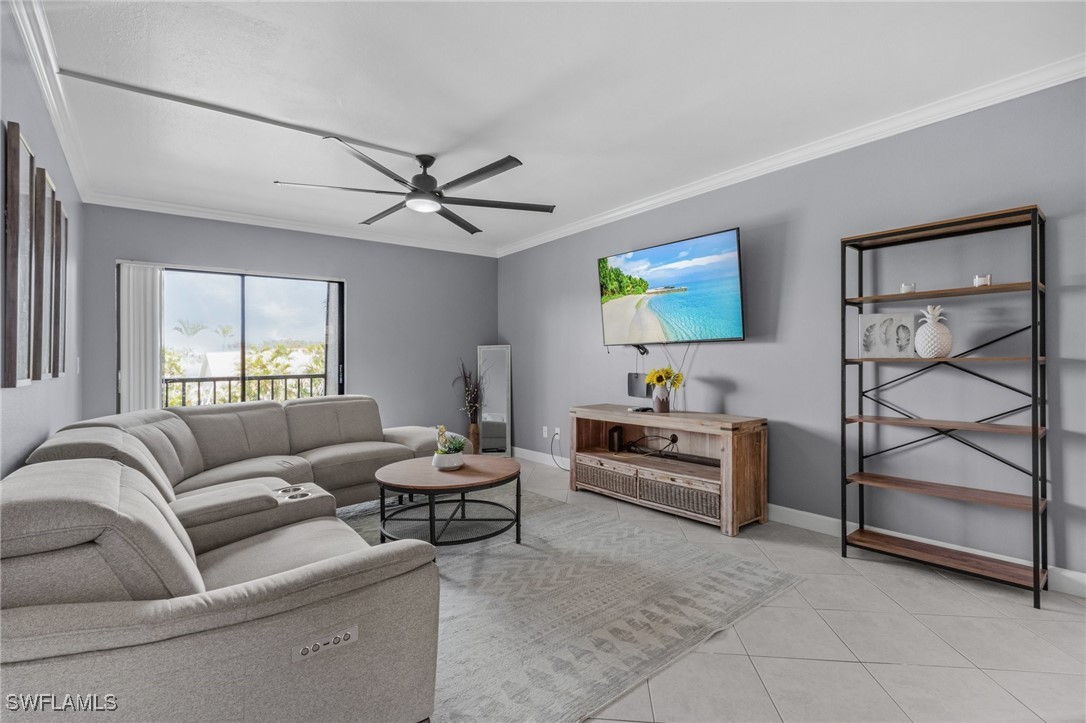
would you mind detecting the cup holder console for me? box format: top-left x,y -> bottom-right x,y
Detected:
286,492 -> 312,500
277,486 -> 305,494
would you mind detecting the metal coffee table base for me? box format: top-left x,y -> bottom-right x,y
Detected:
379,479 -> 521,546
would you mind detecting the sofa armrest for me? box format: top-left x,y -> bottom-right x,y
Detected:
384,425 -> 474,455
172,479 -> 337,554
1,539 -> 435,663
169,482 -> 278,526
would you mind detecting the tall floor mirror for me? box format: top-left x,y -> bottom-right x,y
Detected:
477,345 -> 511,456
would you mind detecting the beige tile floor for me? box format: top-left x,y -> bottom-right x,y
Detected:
512,458 -> 1086,723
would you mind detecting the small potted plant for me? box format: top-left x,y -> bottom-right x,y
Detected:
432,425 -> 466,471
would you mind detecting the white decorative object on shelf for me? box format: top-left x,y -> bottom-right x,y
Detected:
900,282 -> 916,293
973,273 -> 992,287
915,305 -> 953,358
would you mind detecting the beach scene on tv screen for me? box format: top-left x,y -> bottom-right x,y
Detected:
599,229 -> 743,345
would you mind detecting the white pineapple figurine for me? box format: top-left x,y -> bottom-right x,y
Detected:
915,305 -> 952,358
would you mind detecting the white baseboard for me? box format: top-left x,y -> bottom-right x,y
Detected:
513,446 -> 570,469
768,504 -> 1086,598
511,451 -> 1085,598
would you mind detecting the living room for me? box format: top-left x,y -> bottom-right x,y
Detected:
1,2 -> 1084,722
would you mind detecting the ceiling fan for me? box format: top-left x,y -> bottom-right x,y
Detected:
274,137 -> 556,235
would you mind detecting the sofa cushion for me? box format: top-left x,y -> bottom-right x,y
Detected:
25,427 -> 176,502
173,455 -> 313,495
0,460 -> 204,607
297,441 -> 413,491
284,395 -> 384,453
125,416 -> 205,485
196,517 -> 368,590
60,409 -> 177,432
1,544 -> 134,608
173,401 -> 291,469
59,410 -> 206,489
382,425 -> 473,457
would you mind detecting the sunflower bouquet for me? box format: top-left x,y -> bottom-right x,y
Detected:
647,366 -> 684,391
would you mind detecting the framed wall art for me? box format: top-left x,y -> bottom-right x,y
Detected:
52,204 -> 68,376
3,121 -> 36,388
31,168 -> 57,380
858,312 -> 917,359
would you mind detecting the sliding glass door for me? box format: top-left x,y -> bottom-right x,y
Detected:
160,269 -> 343,407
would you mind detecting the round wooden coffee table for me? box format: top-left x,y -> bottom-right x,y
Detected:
375,456 -> 521,546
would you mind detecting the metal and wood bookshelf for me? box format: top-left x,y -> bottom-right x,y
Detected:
840,205 -> 1048,607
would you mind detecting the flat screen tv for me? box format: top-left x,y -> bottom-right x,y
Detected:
597,227 -> 744,346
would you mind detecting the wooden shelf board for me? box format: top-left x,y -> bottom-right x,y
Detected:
847,529 -> 1045,589
846,415 -> 1045,437
845,281 -> 1041,305
571,404 -> 766,433
846,356 -> 1043,364
847,472 -> 1045,512
577,448 -> 721,487
841,205 -> 1041,249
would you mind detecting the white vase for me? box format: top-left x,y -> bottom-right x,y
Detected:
432,451 -> 464,471
652,386 -> 670,414
915,305 -> 953,358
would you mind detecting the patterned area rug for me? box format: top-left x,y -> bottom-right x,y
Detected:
339,489 -> 798,723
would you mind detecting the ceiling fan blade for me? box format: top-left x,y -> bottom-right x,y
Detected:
274,181 -> 404,196
437,207 -> 482,235
326,137 -> 414,190
359,201 -> 406,225
437,156 -> 522,193
441,196 -> 555,213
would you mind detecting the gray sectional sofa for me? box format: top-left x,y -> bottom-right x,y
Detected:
0,395 -> 469,721
29,395 -> 470,507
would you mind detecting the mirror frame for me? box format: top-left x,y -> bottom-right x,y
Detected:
477,344 -> 511,456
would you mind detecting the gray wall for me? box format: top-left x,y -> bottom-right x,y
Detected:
81,206 -> 498,436
0,6 -> 84,475
498,80 -> 1085,573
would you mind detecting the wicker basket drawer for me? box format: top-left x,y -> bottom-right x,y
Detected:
638,465 -> 720,493
638,478 -> 721,520
575,456 -> 637,499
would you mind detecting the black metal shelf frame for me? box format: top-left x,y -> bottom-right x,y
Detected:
840,208 -> 1048,608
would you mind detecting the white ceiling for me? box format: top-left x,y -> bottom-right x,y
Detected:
28,2 -> 1086,256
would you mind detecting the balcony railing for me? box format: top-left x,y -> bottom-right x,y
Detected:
162,374 -> 327,407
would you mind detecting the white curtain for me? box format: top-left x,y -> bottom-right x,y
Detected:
324,283 -> 341,395
118,263 -> 163,412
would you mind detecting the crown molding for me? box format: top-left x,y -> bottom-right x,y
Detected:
14,0 -> 1083,260
496,53 -> 1086,258
81,191 -> 499,258
10,0 -> 90,202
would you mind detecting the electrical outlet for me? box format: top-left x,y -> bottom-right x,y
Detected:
542,425 -> 548,439
553,428 -> 560,440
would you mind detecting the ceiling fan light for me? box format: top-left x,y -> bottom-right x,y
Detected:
405,192 -> 441,213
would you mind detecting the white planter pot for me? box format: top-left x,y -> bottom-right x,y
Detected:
432,451 -> 464,471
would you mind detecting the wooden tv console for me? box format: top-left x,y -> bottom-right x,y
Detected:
569,404 -> 768,536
